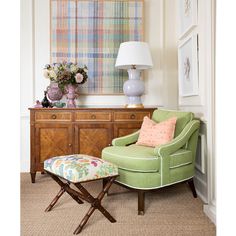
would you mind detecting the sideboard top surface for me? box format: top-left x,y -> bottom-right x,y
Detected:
29,106 -> 157,111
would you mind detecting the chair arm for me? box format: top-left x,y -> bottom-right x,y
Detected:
112,130 -> 140,146
153,120 -> 200,156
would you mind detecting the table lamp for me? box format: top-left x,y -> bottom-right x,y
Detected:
115,41 -> 153,108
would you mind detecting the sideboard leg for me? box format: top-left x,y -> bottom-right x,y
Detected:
30,172 -> 36,183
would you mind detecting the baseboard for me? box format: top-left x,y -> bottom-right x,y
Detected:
204,204 -> 216,225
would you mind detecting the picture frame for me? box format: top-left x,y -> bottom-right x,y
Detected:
178,33 -> 199,97
178,0 -> 198,39
50,0 -> 144,95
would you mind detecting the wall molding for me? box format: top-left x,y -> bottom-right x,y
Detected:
204,204 -> 216,225
20,115 -> 30,119
196,189 -> 208,204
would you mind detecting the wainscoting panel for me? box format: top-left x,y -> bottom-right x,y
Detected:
194,121 -> 208,203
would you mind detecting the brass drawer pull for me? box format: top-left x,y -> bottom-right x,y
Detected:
68,143 -> 72,147
91,114 -> 96,119
130,114 -> 136,119
51,114 -> 57,119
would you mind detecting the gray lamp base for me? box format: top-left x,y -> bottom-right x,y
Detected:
123,69 -> 145,108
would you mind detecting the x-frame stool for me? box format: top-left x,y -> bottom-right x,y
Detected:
44,170 -> 118,234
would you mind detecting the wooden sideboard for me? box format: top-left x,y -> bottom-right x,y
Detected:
29,107 -> 156,183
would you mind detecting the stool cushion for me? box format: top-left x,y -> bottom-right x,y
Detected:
44,154 -> 118,183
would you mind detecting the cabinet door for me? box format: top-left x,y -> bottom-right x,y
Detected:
75,123 -> 112,157
35,123 -> 73,170
114,123 -> 142,138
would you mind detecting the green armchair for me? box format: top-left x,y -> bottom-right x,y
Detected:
102,109 -> 200,215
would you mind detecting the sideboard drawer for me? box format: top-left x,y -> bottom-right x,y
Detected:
75,112 -> 112,121
35,111 -> 72,122
114,112 -> 150,122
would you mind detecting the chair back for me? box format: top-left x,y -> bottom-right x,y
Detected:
152,109 -> 194,137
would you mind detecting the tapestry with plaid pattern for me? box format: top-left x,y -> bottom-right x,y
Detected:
50,0 -> 143,94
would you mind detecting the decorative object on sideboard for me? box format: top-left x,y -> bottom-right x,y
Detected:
64,84 -> 79,108
43,61 -> 88,108
115,41 -> 153,108
52,101 -> 66,108
47,82 -> 63,101
34,100 -> 43,108
41,91 -> 51,108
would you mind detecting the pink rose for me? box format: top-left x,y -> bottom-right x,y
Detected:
75,73 -> 84,83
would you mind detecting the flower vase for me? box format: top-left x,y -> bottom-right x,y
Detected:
47,82 -> 63,101
65,84 -> 78,108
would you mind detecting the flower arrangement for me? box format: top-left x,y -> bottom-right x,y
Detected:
43,61 -> 88,91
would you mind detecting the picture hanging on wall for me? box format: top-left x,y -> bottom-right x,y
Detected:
178,33 -> 199,97
178,0 -> 198,39
50,0 -> 144,95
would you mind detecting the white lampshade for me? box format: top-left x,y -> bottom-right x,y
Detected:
115,41 -> 153,70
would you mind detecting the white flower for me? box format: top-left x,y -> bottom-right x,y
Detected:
75,73 -> 84,83
43,69 -> 50,79
71,64 -> 78,73
49,70 -> 57,79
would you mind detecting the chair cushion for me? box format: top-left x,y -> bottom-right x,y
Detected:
102,144 -> 159,172
44,154 -> 118,183
152,109 -> 194,137
136,116 -> 177,147
170,149 -> 192,168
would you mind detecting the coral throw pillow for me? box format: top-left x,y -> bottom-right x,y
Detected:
136,116 -> 177,147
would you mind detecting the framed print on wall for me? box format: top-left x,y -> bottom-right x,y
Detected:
50,0 -> 144,95
178,0 -> 198,39
178,33 -> 199,97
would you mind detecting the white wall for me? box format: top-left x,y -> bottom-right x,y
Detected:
176,0 -> 216,224
21,0 -> 34,172
21,0 -> 178,171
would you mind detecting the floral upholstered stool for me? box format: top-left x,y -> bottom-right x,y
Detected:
44,154 -> 118,234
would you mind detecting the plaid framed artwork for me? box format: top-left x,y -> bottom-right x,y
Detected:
50,0 -> 144,94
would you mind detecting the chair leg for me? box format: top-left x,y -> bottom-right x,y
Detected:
188,178 -> 197,198
138,190 -> 145,215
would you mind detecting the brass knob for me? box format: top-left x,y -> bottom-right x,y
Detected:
91,114 -> 96,119
68,143 -> 72,147
108,143 -> 112,146
51,114 -> 57,119
130,114 -> 135,119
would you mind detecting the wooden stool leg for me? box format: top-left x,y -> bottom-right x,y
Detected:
73,177 -> 117,234
45,172 -> 84,208
102,178 -> 110,196
73,206 -> 96,234
95,204 -> 116,223
45,187 -> 65,212
64,183 -> 84,205
45,171 -> 117,235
